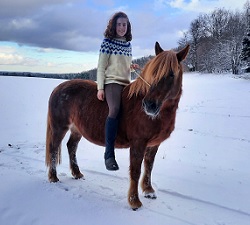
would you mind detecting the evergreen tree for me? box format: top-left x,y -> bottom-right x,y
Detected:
241,5 -> 250,72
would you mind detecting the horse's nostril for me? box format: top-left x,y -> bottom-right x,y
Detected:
147,101 -> 157,110
151,102 -> 157,110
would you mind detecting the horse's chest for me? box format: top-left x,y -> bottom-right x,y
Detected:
147,114 -> 176,145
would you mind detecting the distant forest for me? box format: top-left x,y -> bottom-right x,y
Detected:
0,55 -> 155,81
1,1 -> 249,80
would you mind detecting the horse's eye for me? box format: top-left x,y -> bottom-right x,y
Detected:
169,71 -> 174,78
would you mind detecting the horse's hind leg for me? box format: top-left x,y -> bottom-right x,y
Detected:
46,126 -> 68,183
67,126 -> 84,179
141,146 -> 159,199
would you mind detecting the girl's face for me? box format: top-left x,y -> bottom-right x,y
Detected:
116,17 -> 128,38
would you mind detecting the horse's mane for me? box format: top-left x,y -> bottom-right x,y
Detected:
128,50 -> 179,98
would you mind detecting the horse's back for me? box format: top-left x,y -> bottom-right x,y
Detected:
49,79 -> 96,105
48,79 -> 96,123
50,79 -> 96,98
48,79 -> 109,146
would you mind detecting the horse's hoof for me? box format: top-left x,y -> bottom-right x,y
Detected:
129,197 -> 143,210
73,173 -> 84,180
132,207 -> 139,211
144,191 -> 157,199
131,203 -> 142,211
49,176 -> 59,183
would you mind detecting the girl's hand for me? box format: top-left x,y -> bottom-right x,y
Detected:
131,64 -> 140,70
97,89 -> 105,101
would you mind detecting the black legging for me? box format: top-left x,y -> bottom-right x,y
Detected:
105,83 -> 124,119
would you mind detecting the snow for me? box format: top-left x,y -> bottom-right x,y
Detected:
0,73 -> 250,225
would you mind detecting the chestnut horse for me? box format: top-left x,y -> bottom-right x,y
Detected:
46,42 -> 189,210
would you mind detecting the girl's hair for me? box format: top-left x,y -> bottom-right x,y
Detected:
104,12 -> 132,42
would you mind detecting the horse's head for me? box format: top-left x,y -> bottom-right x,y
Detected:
142,42 -> 190,118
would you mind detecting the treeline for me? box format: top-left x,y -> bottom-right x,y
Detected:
0,71 -> 93,80
82,56 -> 155,81
178,1 -> 250,74
0,56 -> 154,80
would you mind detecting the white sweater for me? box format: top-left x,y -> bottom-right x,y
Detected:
97,37 -> 132,90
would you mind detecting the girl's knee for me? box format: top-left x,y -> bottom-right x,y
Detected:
109,108 -> 120,118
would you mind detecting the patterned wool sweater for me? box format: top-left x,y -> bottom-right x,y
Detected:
97,37 -> 132,90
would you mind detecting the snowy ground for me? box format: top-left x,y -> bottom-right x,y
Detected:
0,73 -> 250,225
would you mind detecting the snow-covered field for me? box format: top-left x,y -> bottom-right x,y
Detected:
0,73 -> 250,225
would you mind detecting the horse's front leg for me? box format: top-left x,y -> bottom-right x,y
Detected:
128,141 -> 146,210
141,146 -> 159,199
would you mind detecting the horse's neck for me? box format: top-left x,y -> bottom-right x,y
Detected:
161,96 -> 181,113
122,85 -> 144,102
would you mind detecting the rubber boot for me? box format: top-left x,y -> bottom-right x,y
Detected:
104,117 -> 119,171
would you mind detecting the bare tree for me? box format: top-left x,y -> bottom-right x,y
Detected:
178,6 -> 247,74
188,15 -> 208,71
225,12 -> 246,74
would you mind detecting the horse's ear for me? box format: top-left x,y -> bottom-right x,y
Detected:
177,45 -> 190,62
155,42 -> 164,55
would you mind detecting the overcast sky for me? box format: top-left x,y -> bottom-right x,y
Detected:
0,0 -> 247,73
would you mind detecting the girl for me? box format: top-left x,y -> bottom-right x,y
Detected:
97,11 -> 138,171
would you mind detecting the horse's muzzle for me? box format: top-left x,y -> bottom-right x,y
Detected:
142,100 -> 161,118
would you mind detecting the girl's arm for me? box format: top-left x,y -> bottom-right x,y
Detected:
97,39 -> 111,91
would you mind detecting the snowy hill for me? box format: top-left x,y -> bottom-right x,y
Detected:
0,73 -> 250,225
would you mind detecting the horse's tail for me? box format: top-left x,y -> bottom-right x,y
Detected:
45,111 -> 62,167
